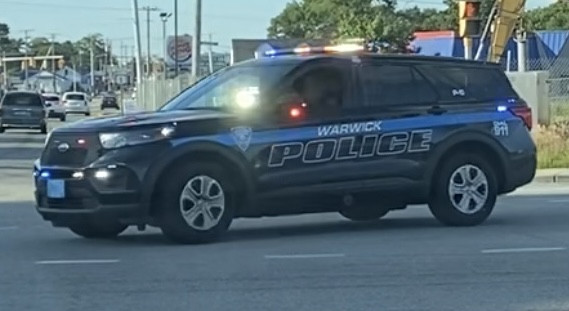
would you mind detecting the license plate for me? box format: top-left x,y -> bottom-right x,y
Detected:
14,111 -> 30,116
47,179 -> 65,199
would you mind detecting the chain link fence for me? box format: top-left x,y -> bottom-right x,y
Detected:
503,58 -> 569,122
133,73 -> 201,111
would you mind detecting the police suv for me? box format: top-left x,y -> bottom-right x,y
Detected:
33,44 -> 537,244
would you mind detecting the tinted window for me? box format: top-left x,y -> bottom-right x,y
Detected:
66,94 -> 85,100
43,96 -> 59,101
160,64 -> 295,111
2,93 -> 43,107
418,65 -> 517,102
361,64 -> 438,107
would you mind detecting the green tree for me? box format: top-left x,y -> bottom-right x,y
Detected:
525,1 -> 569,31
268,0 -> 414,50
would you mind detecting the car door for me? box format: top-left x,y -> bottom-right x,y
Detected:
253,57 -> 370,192
354,59 -> 440,184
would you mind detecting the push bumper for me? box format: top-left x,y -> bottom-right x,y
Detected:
33,162 -> 146,227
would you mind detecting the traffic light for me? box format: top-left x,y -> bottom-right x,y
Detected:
458,0 -> 482,38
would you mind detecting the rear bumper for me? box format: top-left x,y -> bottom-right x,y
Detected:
64,106 -> 89,113
502,152 -> 537,193
47,107 -> 65,115
33,164 -> 146,226
1,118 -> 45,127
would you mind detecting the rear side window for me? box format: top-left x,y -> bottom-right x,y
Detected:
2,93 -> 43,107
65,94 -> 85,100
418,65 -> 517,102
361,64 -> 438,107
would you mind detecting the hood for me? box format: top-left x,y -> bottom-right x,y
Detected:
55,109 -> 231,132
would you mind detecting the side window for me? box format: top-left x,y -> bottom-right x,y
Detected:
361,64 -> 438,107
419,65 -> 517,102
275,62 -> 351,121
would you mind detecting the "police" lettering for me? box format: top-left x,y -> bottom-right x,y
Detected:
267,130 -> 433,168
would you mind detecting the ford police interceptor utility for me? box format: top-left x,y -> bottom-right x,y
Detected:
33,43 -> 536,244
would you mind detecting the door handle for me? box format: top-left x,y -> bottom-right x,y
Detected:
427,106 -> 447,115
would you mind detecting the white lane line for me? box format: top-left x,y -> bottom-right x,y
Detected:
548,199 -> 569,203
35,259 -> 120,265
264,253 -> 346,259
482,247 -> 566,254
0,226 -> 18,230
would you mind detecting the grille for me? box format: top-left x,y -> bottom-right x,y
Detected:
41,133 -> 101,167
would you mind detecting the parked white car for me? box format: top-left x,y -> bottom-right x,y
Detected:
62,92 -> 90,116
41,93 -> 66,121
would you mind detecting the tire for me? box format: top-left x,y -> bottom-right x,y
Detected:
340,207 -> 389,221
0,125 -> 4,133
59,114 -> 66,122
68,220 -> 128,239
157,162 -> 237,244
40,123 -> 47,134
85,112 -> 91,116
428,153 -> 498,227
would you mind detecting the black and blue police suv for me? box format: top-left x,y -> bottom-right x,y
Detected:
33,45 -> 537,244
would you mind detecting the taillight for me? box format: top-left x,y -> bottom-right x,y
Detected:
510,105 -> 532,131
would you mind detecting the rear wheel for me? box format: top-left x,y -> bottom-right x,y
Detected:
158,162 -> 237,244
40,123 -> 47,134
85,112 -> 91,116
59,114 -> 66,122
68,219 -> 127,239
429,153 -> 498,226
0,125 -> 4,133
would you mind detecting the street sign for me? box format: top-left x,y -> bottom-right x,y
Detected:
166,35 -> 192,68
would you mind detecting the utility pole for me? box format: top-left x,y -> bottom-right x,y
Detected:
131,0 -> 143,89
49,33 -> 57,93
21,29 -> 33,89
191,0 -> 201,78
90,38 -> 95,95
203,34 -> 218,74
141,6 -> 159,76
174,0 -> 179,77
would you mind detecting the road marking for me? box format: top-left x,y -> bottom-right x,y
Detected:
481,247 -> 566,254
548,199 -> 569,203
264,253 -> 346,259
35,259 -> 120,265
0,226 -> 18,230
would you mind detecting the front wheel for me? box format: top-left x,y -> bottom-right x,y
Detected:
68,220 -> 127,239
158,162 -> 237,244
429,153 -> 498,227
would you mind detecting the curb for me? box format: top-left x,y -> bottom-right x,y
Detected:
533,174 -> 569,184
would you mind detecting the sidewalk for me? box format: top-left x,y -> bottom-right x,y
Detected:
534,168 -> 569,183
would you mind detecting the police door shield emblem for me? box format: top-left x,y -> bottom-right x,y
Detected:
231,126 -> 252,152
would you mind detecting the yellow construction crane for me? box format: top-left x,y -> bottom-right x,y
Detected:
458,0 -> 526,63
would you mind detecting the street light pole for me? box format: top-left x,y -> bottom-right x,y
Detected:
141,6 -> 159,76
160,12 -> 172,62
174,0 -> 179,77
191,0 -> 202,78
21,29 -> 33,89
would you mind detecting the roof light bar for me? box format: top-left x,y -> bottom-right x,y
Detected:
264,43 -> 365,57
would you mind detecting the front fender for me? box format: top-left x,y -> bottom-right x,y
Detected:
140,140 -> 256,214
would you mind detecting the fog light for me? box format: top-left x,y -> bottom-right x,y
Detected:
94,169 -> 110,179
72,171 -> 84,179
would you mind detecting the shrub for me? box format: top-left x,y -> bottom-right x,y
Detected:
533,120 -> 569,169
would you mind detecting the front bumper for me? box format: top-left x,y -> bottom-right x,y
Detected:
33,162 -> 145,226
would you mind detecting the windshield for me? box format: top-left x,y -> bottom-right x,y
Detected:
65,94 -> 85,100
159,64 -> 295,112
2,93 -> 43,106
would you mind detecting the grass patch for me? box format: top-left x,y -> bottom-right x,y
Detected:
533,120 -> 569,169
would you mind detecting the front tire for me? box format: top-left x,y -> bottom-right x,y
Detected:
429,153 -> 498,227
68,220 -> 128,239
158,162 -> 237,244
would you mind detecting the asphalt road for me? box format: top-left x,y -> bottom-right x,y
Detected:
1,108 -> 569,311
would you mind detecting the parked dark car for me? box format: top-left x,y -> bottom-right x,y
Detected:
0,91 -> 47,133
101,95 -> 120,110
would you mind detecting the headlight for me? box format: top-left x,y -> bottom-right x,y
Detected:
99,125 -> 175,149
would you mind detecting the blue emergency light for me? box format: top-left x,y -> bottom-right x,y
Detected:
263,44 -> 365,57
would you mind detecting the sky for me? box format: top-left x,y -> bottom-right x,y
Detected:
0,0 -> 554,57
